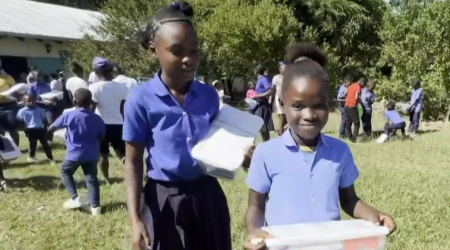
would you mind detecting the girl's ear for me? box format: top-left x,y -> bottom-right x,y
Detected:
149,42 -> 156,55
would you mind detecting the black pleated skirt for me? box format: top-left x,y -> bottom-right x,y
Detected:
143,176 -> 231,250
251,99 -> 275,133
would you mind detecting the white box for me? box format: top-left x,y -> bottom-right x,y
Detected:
40,90 -> 64,101
191,105 -> 263,180
0,133 -> 22,161
263,220 -> 390,250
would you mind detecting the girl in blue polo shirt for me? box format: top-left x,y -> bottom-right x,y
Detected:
123,2 -> 231,250
244,43 -> 395,250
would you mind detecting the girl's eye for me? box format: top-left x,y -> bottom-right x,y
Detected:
292,103 -> 303,110
314,103 -> 327,110
171,49 -> 183,57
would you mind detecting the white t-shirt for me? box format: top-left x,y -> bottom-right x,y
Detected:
66,76 -> 88,96
89,80 -> 128,125
50,79 -> 63,91
113,75 -> 138,97
88,72 -> 99,84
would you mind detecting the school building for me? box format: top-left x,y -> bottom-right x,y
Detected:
0,0 -> 103,81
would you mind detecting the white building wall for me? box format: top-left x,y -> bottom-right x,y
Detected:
0,37 -> 70,58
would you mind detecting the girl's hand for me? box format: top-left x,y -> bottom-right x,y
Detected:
367,212 -> 396,234
131,219 -> 151,250
244,229 -> 272,250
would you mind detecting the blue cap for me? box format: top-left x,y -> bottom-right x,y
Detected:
278,61 -> 286,66
92,57 -> 109,70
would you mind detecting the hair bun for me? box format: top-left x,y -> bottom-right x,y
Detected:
171,1 -> 194,17
286,43 -> 326,67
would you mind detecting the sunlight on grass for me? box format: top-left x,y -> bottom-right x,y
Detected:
1,110 -> 450,249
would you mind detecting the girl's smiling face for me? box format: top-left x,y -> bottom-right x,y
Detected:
282,76 -> 329,141
152,22 -> 199,83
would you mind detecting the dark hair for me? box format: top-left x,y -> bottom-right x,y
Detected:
51,73 -> 58,80
282,43 -> 329,95
23,93 -> 34,101
358,77 -> 367,86
138,1 -> 194,49
71,62 -> 84,75
74,88 -> 92,107
343,74 -> 353,83
43,74 -> 50,83
386,100 -> 396,110
411,78 -> 421,88
255,64 -> 266,75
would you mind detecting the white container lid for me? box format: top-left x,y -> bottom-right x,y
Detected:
263,220 -> 390,249
191,105 -> 263,180
40,90 -> 64,100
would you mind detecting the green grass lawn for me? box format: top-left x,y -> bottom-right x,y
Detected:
1,109 -> 450,250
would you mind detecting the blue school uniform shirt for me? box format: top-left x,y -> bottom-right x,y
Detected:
16,106 -> 46,128
246,129 -> 359,226
122,71 -> 220,181
410,88 -> 423,113
51,108 -> 105,162
384,110 -> 404,124
361,88 -> 375,112
27,82 -> 52,99
255,75 -> 271,94
337,84 -> 346,99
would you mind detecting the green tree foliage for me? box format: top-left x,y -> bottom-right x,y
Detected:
70,0 -> 297,80
378,0 -> 450,120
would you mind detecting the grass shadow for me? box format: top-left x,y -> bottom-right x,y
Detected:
4,159 -> 63,170
7,175 -> 62,191
77,177 -> 124,189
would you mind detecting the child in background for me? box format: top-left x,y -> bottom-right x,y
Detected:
408,79 -> 422,136
344,79 -> 361,142
244,43 -> 395,250
16,94 -> 55,164
376,101 -> 406,144
247,82 -> 257,98
48,88 -> 105,215
337,76 -> 351,138
361,80 -> 376,137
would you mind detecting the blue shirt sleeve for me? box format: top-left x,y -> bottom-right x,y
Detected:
123,92 -> 150,143
246,146 -> 272,194
339,146 -> 359,188
369,93 -> 375,103
51,112 -> 66,129
337,86 -> 345,98
27,85 -> 35,96
39,108 -> 46,121
16,108 -> 24,120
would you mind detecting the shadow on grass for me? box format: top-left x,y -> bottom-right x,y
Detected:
78,202 -> 127,215
8,175 -> 62,191
5,159 -> 63,170
77,177 -> 124,189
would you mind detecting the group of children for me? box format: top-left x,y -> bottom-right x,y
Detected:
0,56 -> 133,215
116,2 -> 397,250
337,76 -> 423,143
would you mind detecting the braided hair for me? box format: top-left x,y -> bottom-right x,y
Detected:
138,1 -> 194,49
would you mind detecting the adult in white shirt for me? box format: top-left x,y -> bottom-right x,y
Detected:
212,80 -> 225,107
88,71 -> 99,85
65,62 -> 88,101
89,57 -> 128,184
50,73 -> 64,91
111,62 -> 138,97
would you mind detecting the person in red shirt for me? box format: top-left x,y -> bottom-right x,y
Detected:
344,79 -> 361,142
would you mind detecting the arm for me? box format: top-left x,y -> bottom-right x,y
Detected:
125,142 -> 145,223
245,148 -> 271,233
123,93 -> 150,223
253,88 -> 274,100
246,190 -> 268,233
48,113 -> 66,132
90,86 -> 98,112
338,149 -> 395,232
16,109 -> 24,121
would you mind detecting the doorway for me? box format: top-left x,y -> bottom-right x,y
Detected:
0,56 -> 29,82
